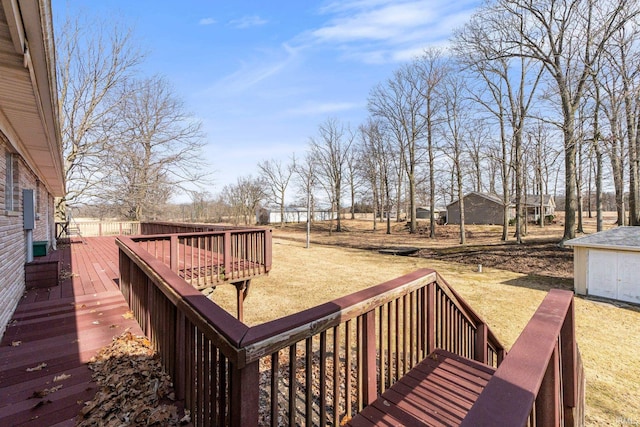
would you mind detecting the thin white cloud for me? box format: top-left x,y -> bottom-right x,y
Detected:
286,101 -> 361,117
229,15 -> 268,29
209,43 -> 299,94
301,0 -> 479,64
199,17 -> 216,26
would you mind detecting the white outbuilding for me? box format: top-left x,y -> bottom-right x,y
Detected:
565,227 -> 640,304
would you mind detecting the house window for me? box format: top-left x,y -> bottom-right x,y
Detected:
5,152 -> 17,212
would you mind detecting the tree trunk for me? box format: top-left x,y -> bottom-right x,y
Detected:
576,143 -> 584,234
596,144 -> 603,232
514,131 -> 523,244
457,162 -> 466,245
562,123 -> 578,243
408,167 -> 417,233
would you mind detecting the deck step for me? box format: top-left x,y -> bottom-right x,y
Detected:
348,349 -> 495,427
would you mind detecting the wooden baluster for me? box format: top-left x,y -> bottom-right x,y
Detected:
170,235 -> 178,273
270,352 -> 279,427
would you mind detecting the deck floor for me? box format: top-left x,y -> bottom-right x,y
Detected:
0,237 -> 142,427
348,349 -> 496,427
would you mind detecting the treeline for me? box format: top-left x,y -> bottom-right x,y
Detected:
213,0 -> 640,243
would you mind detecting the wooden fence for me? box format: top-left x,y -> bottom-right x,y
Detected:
56,221 -> 140,237
117,233 -> 506,427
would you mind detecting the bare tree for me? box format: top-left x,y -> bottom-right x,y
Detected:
309,118 -> 354,233
345,147 -> 362,220
487,0 -> 640,242
599,48 -> 628,225
415,49 -> 448,238
258,157 -> 295,228
441,73 -> 470,244
369,63 -> 427,233
295,153 -> 318,248
56,15 -> 144,212
188,190 -> 212,222
221,176 -> 266,225
608,24 -> 640,225
101,76 -> 208,220
359,119 -> 394,234
454,11 -> 544,243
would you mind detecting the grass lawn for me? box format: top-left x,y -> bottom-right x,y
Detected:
210,230 -> 640,426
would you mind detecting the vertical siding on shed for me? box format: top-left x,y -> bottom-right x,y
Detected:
573,247 -> 588,296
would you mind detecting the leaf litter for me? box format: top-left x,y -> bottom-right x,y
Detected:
76,331 -> 190,426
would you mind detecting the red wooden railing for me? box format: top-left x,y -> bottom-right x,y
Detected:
117,234 -> 505,427
140,221 -> 231,234
462,289 -> 585,426
131,228 -> 272,288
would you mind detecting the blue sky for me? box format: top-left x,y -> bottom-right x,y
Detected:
52,1 -> 481,202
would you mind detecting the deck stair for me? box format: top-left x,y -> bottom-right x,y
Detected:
348,349 -> 496,426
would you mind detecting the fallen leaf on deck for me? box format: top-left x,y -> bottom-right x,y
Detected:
26,362 -> 47,372
91,321 -> 100,325
29,385 -> 63,399
53,373 -> 71,382
11,340 -> 21,347
32,399 -> 52,410
122,311 -> 135,319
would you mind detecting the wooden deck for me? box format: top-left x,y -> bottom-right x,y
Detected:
348,349 -> 496,427
0,237 -> 142,427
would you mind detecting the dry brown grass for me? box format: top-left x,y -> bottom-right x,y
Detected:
209,215 -> 639,426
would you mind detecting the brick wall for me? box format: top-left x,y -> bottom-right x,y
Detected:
0,140 -> 58,339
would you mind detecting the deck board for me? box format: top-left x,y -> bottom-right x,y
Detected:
0,237 -> 143,427
348,349 -> 496,427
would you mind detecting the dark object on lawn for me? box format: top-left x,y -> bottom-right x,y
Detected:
378,247 -> 420,256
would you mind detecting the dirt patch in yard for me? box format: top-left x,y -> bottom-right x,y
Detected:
418,239 -> 574,280
273,219 -> 579,281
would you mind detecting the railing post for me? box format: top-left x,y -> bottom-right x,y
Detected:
536,343 -> 561,425
474,322 -> 488,364
170,235 -> 178,273
362,309 -> 377,406
265,229 -> 272,271
230,361 -> 259,427
561,297 -> 579,426
99,223 -> 102,236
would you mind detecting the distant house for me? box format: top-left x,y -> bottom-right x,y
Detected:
0,0 -> 64,337
566,227 -> 640,304
520,194 -> 555,222
416,207 -> 443,220
446,192 -> 510,225
257,206 -> 337,224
